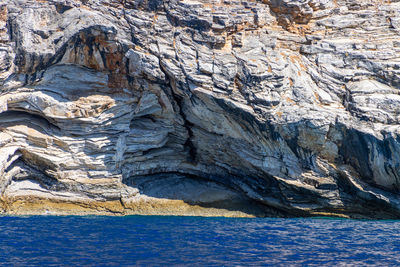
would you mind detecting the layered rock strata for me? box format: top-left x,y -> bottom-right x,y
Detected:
0,0 -> 400,218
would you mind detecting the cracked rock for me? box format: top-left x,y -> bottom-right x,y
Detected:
0,0 -> 400,219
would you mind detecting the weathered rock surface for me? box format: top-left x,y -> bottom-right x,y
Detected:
1,0 -> 400,218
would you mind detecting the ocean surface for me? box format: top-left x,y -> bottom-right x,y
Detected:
0,216 -> 400,266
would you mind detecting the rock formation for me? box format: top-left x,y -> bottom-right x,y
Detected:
0,0 -> 400,218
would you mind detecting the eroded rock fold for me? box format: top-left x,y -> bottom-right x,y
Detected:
0,0 -> 400,218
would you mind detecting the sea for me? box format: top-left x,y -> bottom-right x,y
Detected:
0,216 -> 399,266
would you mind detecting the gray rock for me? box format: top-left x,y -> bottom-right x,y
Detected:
1,0 -> 400,218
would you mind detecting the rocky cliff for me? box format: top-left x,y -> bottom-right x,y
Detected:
1,0 -> 400,218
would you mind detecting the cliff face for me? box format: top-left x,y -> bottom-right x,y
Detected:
1,0 -> 400,218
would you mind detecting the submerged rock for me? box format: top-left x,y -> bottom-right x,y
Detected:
0,0 -> 400,218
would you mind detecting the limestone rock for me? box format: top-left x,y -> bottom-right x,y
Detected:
1,0 -> 400,218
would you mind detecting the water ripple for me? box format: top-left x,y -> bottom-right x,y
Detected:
0,216 -> 399,266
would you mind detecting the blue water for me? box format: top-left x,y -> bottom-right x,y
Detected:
0,216 -> 399,266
